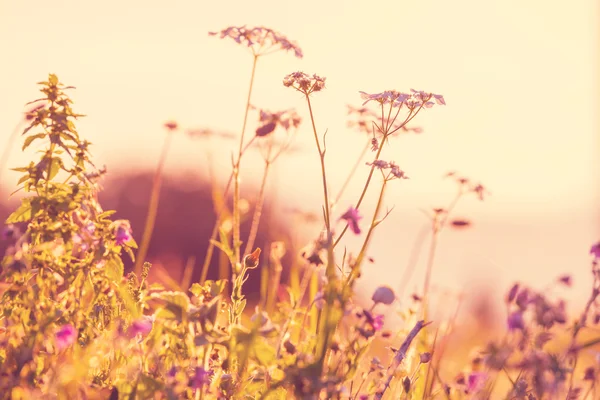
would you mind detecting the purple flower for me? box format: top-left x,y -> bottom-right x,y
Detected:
363,310 -> 384,331
340,206 -> 362,234
55,324 -> 77,350
591,242 -> 600,261
114,221 -> 133,245
467,372 -> 487,393
191,367 -> 211,390
127,317 -> 153,338
507,311 -> 525,331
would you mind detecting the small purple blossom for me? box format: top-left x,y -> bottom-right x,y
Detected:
191,367 -> 212,390
283,72 -> 326,95
209,26 -> 303,58
127,317 -> 153,338
363,310 -> 384,331
467,371 -> 487,393
114,220 -> 133,245
340,206 -> 362,234
507,311 -> 525,331
591,241 -> 600,261
55,324 -> 77,350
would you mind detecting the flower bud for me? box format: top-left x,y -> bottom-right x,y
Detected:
371,285 -> 395,305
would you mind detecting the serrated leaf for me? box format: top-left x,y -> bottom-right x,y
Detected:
22,133 -> 46,151
48,74 -> 58,85
47,157 -> 62,180
6,199 -> 32,223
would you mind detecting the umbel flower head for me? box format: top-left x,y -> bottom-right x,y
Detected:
209,25 -> 303,58
283,72 -> 326,96
359,89 -> 445,109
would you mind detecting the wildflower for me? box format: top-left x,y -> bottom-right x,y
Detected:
558,274 -> 572,287
256,109 -> 301,137
191,367 -> 211,390
359,90 -> 409,107
209,26 -> 303,58
127,317 -> 153,338
420,352 -> 432,364
507,311 -> 525,331
450,219 -> 471,229
363,310 -> 384,331
164,121 -> 178,131
584,366 -> 595,381
467,372 -> 487,393
313,291 -> 325,310
372,285 -> 396,305
471,183 -> 489,201
402,376 -> 411,393
340,206 -> 362,234
55,324 -> 77,350
114,220 -> 133,245
283,71 -> 326,95
590,241 -> 600,261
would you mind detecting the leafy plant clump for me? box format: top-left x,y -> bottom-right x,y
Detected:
0,26 -> 599,400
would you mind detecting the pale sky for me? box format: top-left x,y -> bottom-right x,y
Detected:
1,0 -> 598,313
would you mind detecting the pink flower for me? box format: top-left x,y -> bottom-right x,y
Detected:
164,121 -> 178,131
507,311 -> 525,331
55,324 -> 77,350
590,242 -> 600,261
209,26 -> 303,58
127,317 -> 153,338
114,220 -> 133,245
283,72 -> 326,95
363,310 -> 384,331
340,206 -> 362,234
467,372 -> 487,393
191,367 -> 212,390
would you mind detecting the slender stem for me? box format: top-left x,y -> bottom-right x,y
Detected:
333,106 -> 421,248
305,95 -> 331,234
199,138 -> 255,284
244,160 -> 271,256
199,172 -> 232,283
232,55 -> 259,266
422,190 -> 463,319
347,178 -> 388,285
422,228 -> 438,321
332,139 -> 371,210
133,131 -> 174,275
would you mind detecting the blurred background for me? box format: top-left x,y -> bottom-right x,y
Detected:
0,0 -> 598,332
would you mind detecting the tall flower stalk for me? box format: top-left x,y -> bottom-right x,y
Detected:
133,122 -> 177,276
200,26 -> 303,284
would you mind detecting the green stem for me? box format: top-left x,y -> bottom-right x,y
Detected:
232,55 -> 259,267
133,131 -> 174,276
243,160 -> 271,256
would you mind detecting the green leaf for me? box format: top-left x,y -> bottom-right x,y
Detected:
152,292 -> 190,323
189,283 -> 203,298
251,337 -> 277,366
47,157 -> 62,180
22,133 -> 46,151
105,257 -> 124,282
6,199 -> 32,223
263,387 -> 288,400
97,210 -> 117,220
